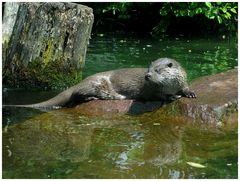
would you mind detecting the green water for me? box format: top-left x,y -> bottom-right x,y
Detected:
83,34 -> 237,81
2,34 -> 238,179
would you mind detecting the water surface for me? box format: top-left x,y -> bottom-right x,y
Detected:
84,34 -> 237,81
2,34 -> 238,179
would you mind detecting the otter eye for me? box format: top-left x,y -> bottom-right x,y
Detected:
167,63 -> 173,68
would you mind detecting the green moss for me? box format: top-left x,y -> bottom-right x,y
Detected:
3,58 -> 83,90
166,101 -> 181,116
2,34 -> 10,45
43,39 -> 53,66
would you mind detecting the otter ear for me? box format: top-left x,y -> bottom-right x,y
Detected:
168,63 -> 173,68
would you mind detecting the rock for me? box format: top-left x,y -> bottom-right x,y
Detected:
178,69 -> 237,124
74,69 -> 237,125
75,100 -> 164,115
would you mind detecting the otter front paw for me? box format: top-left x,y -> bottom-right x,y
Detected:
184,91 -> 197,98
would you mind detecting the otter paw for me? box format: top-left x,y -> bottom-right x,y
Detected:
185,91 -> 197,98
169,95 -> 182,101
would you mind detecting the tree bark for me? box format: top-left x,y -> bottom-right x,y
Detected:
3,2 -> 94,88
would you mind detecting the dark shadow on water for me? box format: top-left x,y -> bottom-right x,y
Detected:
127,101 -> 165,115
2,107 -> 44,127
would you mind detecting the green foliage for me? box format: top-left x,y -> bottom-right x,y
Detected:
160,2 -> 238,24
156,2 -> 237,33
102,2 -> 132,19
86,2 -> 237,36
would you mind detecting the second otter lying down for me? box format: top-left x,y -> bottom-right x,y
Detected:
14,58 -> 196,109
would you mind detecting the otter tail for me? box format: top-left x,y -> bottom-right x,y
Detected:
3,86 -> 77,110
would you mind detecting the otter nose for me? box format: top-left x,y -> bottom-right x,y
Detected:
145,73 -> 151,80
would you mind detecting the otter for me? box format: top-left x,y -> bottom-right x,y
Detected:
5,58 -> 196,109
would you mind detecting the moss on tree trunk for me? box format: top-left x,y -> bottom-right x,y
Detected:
3,2 -> 94,89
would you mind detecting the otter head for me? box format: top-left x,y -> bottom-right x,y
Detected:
145,58 -> 186,91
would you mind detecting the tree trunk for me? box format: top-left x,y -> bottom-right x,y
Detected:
3,2 -> 94,89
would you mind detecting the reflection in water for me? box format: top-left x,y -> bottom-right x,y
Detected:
2,107 -> 237,179
146,128 -> 182,167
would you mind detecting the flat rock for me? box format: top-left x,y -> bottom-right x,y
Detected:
75,100 -> 164,115
74,69 -> 237,124
178,69 -> 237,124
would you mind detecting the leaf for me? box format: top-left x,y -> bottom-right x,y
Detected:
205,2 -> 212,8
196,8 -> 203,14
221,7 -> 227,13
224,12 -> 232,19
160,9 -> 168,16
187,162 -> 206,168
180,10 -> 185,16
209,15 -> 215,19
217,16 -> 222,24
230,8 -> 237,14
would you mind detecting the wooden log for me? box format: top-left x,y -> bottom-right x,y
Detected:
3,2 -> 94,88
